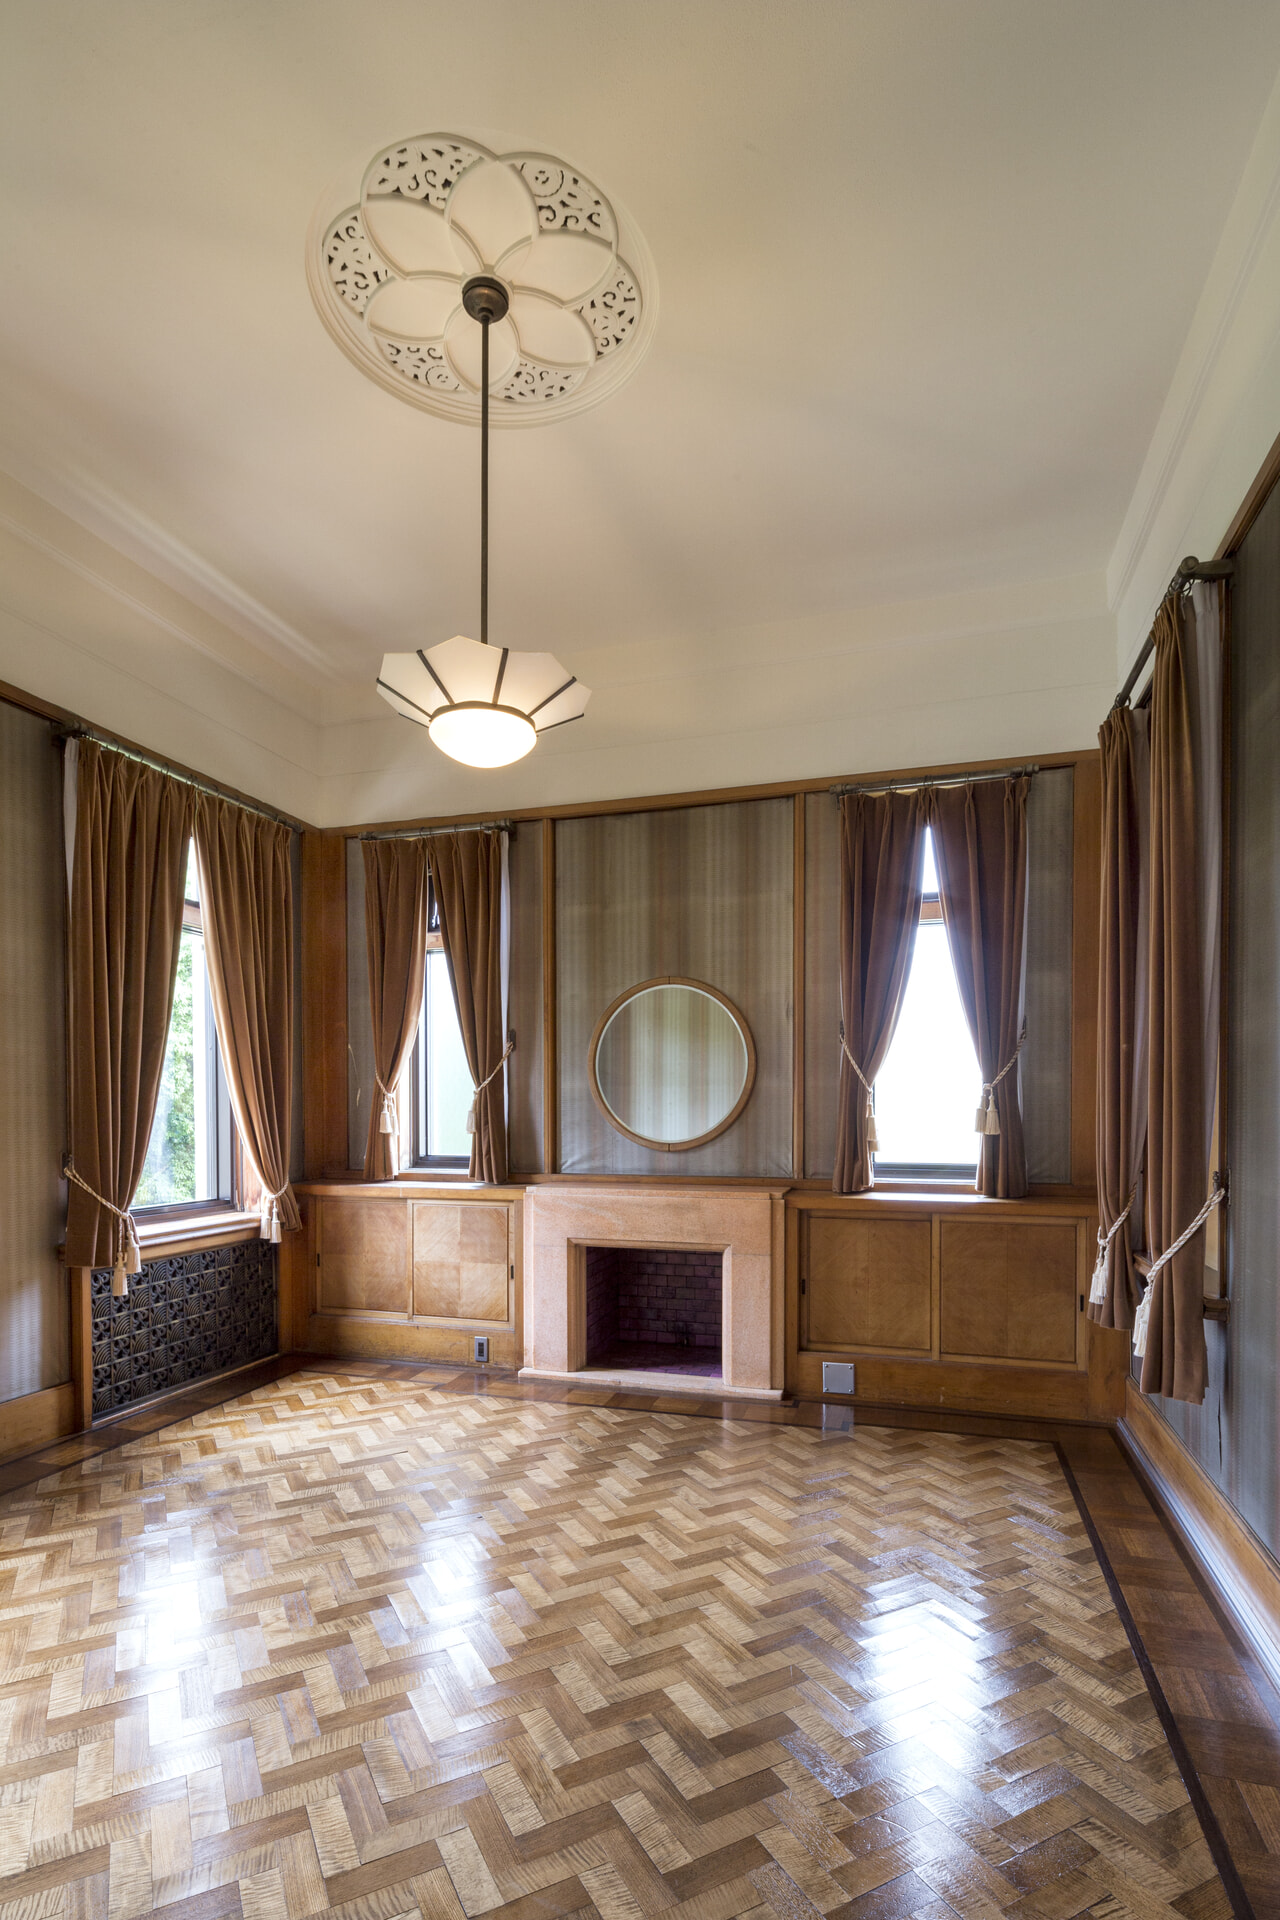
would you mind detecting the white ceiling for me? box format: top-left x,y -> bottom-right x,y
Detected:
2,2 -> 1280,788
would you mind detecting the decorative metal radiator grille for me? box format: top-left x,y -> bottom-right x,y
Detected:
90,1241 -> 277,1417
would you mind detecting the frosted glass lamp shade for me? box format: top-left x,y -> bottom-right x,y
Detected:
377,634 -> 590,768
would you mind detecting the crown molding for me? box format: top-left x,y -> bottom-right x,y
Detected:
0,439 -> 340,685
1107,66 -> 1280,663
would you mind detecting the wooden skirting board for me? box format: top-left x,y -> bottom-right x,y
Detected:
1119,1377 -> 1280,1700
0,1383 -> 76,1463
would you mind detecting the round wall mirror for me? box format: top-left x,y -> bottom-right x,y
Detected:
588,977 -> 756,1152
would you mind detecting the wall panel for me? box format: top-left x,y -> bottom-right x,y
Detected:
507,827 -> 544,1175
557,800 -> 793,1175
346,838 -> 373,1172
0,703 -> 68,1398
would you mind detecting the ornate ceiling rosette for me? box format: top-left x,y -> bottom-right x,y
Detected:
309,135 -> 656,425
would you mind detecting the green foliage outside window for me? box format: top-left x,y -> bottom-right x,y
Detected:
136,934 -> 197,1205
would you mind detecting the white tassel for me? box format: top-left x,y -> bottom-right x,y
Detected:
124,1221 -> 142,1275
976,1090 -> 1001,1136
466,1098 -> 477,1136
1088,1247 -> 1109,1305
379,1094 -> 395,1135
111,1224 -> 129,1300
984,1101 -> 1001,1137
269,1199 -> 281,1245
865,1096 -> 879,1154
1132,1284 -> 1152,1358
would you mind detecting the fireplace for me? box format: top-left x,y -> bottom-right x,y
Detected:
521,1184 -> 784,1400
584,1246 -> 722,1378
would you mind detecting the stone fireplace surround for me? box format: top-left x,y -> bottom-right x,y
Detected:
521,1184 -> 785,1399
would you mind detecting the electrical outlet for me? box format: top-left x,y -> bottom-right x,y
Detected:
822,1361 -> 855,1396
473,1335 -> 489,1364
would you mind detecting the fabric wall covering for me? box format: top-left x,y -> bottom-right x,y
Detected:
360,839 -> 429,1181
0,702 -> 69,1398
557,800 -> 793,1177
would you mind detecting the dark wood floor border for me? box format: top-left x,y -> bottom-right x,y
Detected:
1056,1439 -> 1256,1920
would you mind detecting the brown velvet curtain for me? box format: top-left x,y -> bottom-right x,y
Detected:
428,830 -> 508,1184
927,777 -> 1030,1197
66,741 -> 193,1268
833,792 -> 927,1193
193,797 -> 299,1236
1142,596 -> 1208,1402
1090,708 -> 1149,1330
362,839 -> 430,1180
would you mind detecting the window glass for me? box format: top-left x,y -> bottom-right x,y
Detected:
423,948 -> 473,1160
136,844 -> 224,1207
872,829 -> 982,1171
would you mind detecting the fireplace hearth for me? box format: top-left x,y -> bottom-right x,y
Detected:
584,1245 -> 723,1377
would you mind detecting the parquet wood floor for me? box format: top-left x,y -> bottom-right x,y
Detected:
0,1370 -> 1233,1920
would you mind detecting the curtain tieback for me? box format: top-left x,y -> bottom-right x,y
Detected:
976,1021 -> 1027,1136
374,1074 -> 398,1137
258,1183 -> 289,1245
467,1039 -> 514,1137
1132,1177 -> 1226,1358
65,1163 -> 141,1299
838,1025 -> 879,1154
1088,1183 -> 1139,1305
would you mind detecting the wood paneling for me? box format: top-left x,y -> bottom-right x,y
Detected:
541,817 -> 557,1174
317,1197 -> 408,1314
301,831 -> 348,1178
1121,1379 -> 1280,1699
412,1201 -> 510,1322
0,1381 -> 77,1459
940,1218 -> 1078,1362
802,1213 -> 931,1353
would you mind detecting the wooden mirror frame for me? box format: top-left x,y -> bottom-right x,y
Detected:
587,975 -> 758,1152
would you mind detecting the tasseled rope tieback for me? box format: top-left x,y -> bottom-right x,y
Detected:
375,1073 -> 398,1137
838,1025 -> 880,1151
65,1164 -> 141,1299
466,1039 -> 514,1136
976,1021 -> 1027,1136
1132,1179 -> 1226,1358
1088,1182 -> 1139,1305
259,1184 -> 288,1245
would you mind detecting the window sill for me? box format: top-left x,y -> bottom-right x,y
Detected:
134,1210 -> 262,1260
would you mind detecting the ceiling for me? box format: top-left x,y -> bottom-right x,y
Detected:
2,2 -> 1280,741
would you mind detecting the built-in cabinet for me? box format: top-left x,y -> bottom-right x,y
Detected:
787,1191 -> 1125,1421
285,1183 -> 523,1367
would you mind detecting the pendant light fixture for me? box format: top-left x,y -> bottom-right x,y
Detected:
375,275 -> 591,769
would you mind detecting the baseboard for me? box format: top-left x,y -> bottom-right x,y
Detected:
1119,1378 -> 1280,1699
519,1366 -> 783,1402
0,1382 -> 76,1463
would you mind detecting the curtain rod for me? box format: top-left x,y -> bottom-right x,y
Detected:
56,725 -> 302,830
358,819 -> 515,842
829,763 -> 1039,799
1112,555 -> 1234,713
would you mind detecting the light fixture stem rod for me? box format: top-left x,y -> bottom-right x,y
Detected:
480,313 -> 489,646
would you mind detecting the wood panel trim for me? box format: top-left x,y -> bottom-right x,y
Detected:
338,749 -> 1094,835
1119,1378 -> 1280,1699
0,1381 -> 77,1462
542,817 -> 557,1175
1217,419 -> 1280,560
69,1267 -> 92,1431
792,793 -> 805,1181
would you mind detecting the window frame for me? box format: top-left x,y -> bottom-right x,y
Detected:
871,852 -> 980,1183
132,883 -> 240,1220
410,921 -> 472,1174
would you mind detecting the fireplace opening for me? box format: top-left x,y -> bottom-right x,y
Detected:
583,1246 -> 722,1378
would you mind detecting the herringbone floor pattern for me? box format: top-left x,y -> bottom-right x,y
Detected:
0,1373 -> 1227,1920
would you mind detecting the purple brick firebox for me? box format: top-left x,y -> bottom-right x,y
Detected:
584,1245 -> 723,1372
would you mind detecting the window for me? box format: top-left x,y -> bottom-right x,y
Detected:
135,844 -> 235,1211
412,909 -> 474,1168
872,830 -> 983,1177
